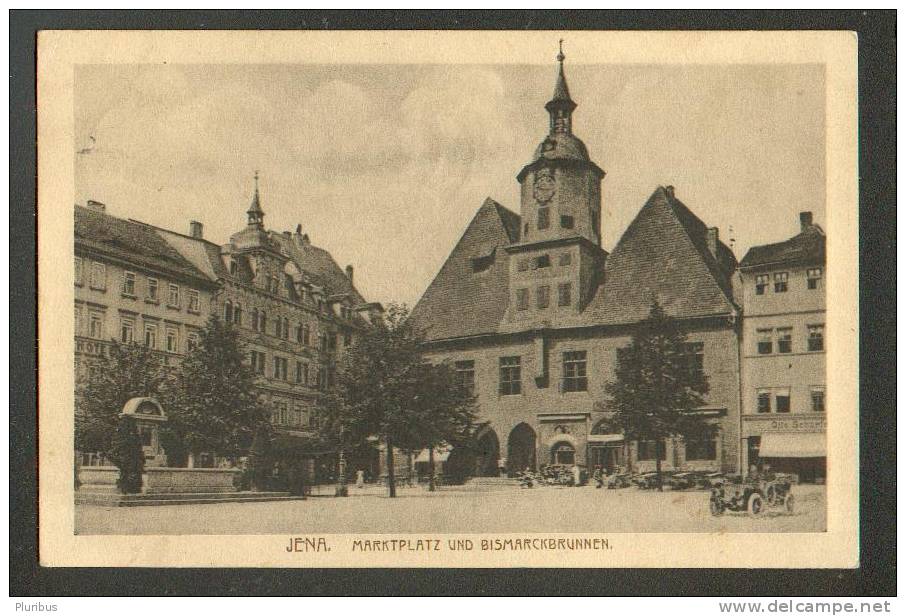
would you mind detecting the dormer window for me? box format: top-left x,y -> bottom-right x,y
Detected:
533,255 -> 551,269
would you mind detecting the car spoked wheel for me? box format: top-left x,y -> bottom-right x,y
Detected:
747,493 -> 764,516
784,493 -> 795,514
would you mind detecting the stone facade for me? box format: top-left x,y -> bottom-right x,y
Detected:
739,213 -> 826,482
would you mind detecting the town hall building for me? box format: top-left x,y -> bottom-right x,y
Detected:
409,51 -> 743,477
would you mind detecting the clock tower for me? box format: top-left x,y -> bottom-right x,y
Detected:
504,45 -> 607,325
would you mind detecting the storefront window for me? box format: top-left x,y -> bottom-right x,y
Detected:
637,440 -> 665,461
551,442 -> 575,465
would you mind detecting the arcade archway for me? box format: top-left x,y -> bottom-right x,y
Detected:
507,423 -> 537,476
475,428 -> 500,477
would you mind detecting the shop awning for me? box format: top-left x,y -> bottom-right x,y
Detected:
587,434 -> 624,444
415,446 -> 452,463
759,433 -> 825,458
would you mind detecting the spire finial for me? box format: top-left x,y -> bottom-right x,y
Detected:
247,169 -> 264,226
557,39 -> 565,64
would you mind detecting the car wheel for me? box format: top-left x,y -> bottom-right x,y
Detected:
709,497 -> 724,516
784,493 -> 795,514
747,492 -> 764,516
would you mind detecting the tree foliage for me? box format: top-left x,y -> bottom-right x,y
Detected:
604,300 -> 714,489
166,315 -> 270,461
75,340 -> 171,456
319,304 -> 476,496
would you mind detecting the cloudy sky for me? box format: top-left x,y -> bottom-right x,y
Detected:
75,62 -> 825,307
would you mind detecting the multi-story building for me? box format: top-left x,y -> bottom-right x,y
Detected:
151,175 -> 382,476
408,52 -> 742,477
738,213 -> 826,482
74,201 -> 218,381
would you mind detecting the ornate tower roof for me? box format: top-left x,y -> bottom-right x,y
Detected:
246,170 -> 265,228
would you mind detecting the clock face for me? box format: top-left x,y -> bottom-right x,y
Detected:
533,168 -> 556,204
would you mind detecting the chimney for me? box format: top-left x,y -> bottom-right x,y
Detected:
706,227 -> 719,257
800,211 -> 813,232
86,200 -> 106,213
664,186 -> 675,200
345,265 -> 354,284
301,233 -> 310,247
189,220 -> 203,239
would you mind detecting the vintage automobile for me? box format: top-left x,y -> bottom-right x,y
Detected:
666,471 -> 703,490
605,471 -> 633,489
709,475 -> 795,516
631,471 -> 665,490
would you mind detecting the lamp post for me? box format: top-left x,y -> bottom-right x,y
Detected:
335,429 -> 348,497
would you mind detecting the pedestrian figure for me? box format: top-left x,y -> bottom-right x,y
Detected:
572,463 -> 581,487
356,469 -> 365,489
593,465 -> 604,489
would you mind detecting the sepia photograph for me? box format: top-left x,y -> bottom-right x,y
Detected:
35,28 -> 860,569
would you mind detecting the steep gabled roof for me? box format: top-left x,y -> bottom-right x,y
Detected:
268,231 -> 366,305
584,186 -> 737,325
740,225 -> 825,269
409,198 -> 518,340
75,205 -> 214,286
150,226 -> 230,280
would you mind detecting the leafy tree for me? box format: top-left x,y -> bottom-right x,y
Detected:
319,304 -> 470,497
75,340 -> 171,458
603,300 -> 713,491
109,416 -> 144,494
167,315 -> 270,464
406,361 -> 477,491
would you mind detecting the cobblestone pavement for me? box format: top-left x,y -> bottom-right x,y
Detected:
75,483 -> 826,535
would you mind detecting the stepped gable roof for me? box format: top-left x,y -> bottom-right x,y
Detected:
409,198 -> 519,341
268,231 -> 366,306
740,225 -> 825,269
75,205 -> 215,286
584,186 -> 738,325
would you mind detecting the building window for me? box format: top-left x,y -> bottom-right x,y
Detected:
147,278 -> 159,301
756,389 -> 772,414
558,252 -> 572,266
273,357 -> 288,381
233,303 -> 242,325
302,324 -> 311,346
282,317 -> 290,339
537,207 -> 550,230
90,262 -> 106,290
454,360 -> 475,396
319,333 -> 328,352
120,316 -> 135,344
808,324 -> 824,352
122,271 -> 136,296
775,388 -> 791,413
249,350 -> 266,374
637,440 -> 665,461
680,342 -> 704,379
685,437 -> 717,461
144,323 -> 158,349
537,285 -> 550,309
757,329 -> 773,355
295,361 -> 305,384
774,272 -> 789,293
499,356 -> 521,396
776,328 -> 793,354
517,258 -> 530,272
74,257 -> 83,286
811,386 -> 826,412
272,401 -> 290,426
167,284 -> 180,308
166,327 -> 179,353
187,290 -> 200,312
224,301 -> 233,322
807,267 -> 822,290
558,282 -> 572,307
755,274 -> 768,295
187,332 -> 200,352
74,305 -> 83,336
88,312 -> 104,339
562,350 -> 588,392
534,254 -> 551,269
516,288 -> 529,311
552,442 -> 576,465
560,215 -> 574,229
259,311 -> 267,334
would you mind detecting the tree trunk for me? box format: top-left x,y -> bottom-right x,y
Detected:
335,447 -> 348,497
655,446 -> 663,492
386,436 -> 396,498
428,446 -> 436,492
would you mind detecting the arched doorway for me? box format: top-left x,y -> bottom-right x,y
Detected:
507,423 -> 537,476
475,428 -> 500,477
551,441 -> 576,465
589,419 -> 625,473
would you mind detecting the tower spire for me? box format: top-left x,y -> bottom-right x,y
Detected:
247,170 -> 264,228
546,40 -> 576,134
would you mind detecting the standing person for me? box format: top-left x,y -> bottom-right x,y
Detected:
356,469 -> 365,489
572,463 -> 581,487
593,465 -> 604,489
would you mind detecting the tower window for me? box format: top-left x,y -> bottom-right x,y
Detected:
533,255 -> 551,269
558,282 -> 572,307
560,215 -> 574,229
537,285 -> 550,309
537,207 -> 550,230
516,288 -> 529,311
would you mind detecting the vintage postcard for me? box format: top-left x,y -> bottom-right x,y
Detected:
37,30 -> 858,568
